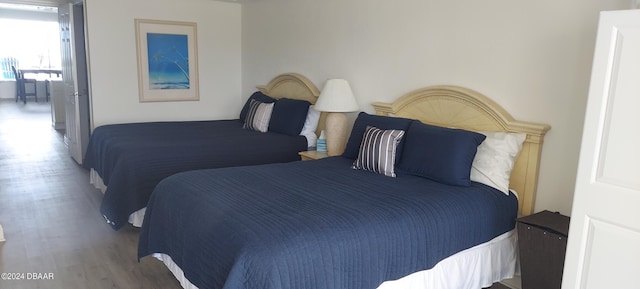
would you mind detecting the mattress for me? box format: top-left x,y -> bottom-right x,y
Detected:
139,157 -> 518,289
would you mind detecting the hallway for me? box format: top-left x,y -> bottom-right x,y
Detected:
0,100 -> 179,289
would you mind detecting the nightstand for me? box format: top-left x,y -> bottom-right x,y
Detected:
298,150 -> 329,161
516,210 -> 570,289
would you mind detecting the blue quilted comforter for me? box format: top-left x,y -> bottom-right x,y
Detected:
83,120 -> 308,230
138,157 -> 518,289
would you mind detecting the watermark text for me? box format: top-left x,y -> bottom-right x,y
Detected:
1,272 -> 55,280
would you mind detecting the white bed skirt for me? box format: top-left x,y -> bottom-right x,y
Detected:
89,169 -> 146,227
153,229 -> 519,289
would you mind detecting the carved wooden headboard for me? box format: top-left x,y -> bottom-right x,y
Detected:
372,85 -> 550,216
256,73 -> 325,135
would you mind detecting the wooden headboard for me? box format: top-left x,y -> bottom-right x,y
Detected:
255,73 -> 325,135
256,73 -> 320,103
372,85 -> 550,216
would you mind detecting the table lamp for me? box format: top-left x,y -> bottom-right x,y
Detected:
314,79 -> 359,156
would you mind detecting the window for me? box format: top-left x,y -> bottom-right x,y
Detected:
0,16 -> 61,80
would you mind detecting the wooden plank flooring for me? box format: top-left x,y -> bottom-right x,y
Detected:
0,100 -> 514,289
0,100 -> 180,289
487,283 -> 511,289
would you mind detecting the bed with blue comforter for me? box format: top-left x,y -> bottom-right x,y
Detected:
138,157 -> 518,289
137,84 -> 551,289
83,73 -> 324,231
83,119 -> 308,230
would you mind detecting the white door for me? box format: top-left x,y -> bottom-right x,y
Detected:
562,10 -> 640,289
59,3 -> 90,164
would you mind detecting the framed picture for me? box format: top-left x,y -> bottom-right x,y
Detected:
135,19 -> 199,102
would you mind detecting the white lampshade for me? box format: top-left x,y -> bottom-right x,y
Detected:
314,79 -> 359,112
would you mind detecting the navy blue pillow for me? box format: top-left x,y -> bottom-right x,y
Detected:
239,91 -> 276,121
342,112 -> 414,160
268,98 -> 311,136
396,121 -> 486,186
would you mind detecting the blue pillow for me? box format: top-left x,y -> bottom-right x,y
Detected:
396,121 -> 486,186
268,98 -> 311,136
239,91 -> 276,121
342,112 -> 414,160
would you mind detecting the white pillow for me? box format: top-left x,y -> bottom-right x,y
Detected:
300,105 -> 321,147
470,131 -> 526,195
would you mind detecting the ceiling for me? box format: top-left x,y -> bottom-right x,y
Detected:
0,0 -> 258,9
0,0 -> 72,8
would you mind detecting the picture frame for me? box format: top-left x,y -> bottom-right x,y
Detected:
135,19 -> 199,102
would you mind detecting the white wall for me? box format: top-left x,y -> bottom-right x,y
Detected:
0,81 -> 15,99
85,0 -> 242,127
241,0 -> 630,215
0,80 -> 51,101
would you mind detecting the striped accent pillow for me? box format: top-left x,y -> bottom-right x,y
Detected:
243,99 -> 274,132
352,126 -> 405,177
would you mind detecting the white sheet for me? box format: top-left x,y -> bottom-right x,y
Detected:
153,229 -> 518,289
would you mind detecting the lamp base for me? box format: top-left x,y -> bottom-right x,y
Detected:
325,112 -> 348,156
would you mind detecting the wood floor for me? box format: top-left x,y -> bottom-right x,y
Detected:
487,283 -> 510,289
0,100 -> 513,289
0,100 -> 180,289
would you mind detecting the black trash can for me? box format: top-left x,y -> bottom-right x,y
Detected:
516,210 -> 571,289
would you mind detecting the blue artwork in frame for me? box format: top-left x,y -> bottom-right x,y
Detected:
146,33 -> 190,90
136,19 -> 199,102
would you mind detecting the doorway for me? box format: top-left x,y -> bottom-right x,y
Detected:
0,2 -> 63,129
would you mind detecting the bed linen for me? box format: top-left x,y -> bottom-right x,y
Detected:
83,119 -> 308,230
151,229 -> 518,289
138,156 -> 518,289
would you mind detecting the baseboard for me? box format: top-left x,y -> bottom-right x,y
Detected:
0,223 -> 5,242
